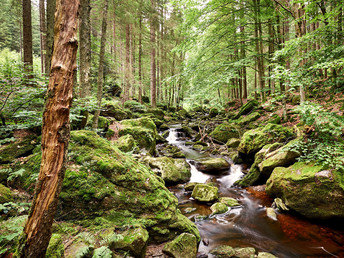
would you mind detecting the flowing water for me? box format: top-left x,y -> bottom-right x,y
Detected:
165,126 -> 344,257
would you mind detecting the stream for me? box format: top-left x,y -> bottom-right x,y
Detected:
165,126 -> 344,257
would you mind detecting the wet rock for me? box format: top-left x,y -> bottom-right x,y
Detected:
234,100 -> 259,119
143,156 -> 191,185
272,198 -> 289,211
257,252 -> 277,258
108,226 -> 149,257
210,202 -> 228,215
184,207 -> 196,214
191,184 -> 219,202
226,138 -> 241,148
0,183 -> 13,204
266,162 -> 344,219
161,145 -> 186,158
185,182 -> 199,191
266,208 -> 277,221
219,197 -> 240,207
195,158 -> 230,174
163,233 -> 198,258
115,135 -> 137,153
210,123 -> 240,144
234,247 -> 256,257
210,245 -> 236,257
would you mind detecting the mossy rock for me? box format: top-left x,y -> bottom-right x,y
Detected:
124,100 -> 147,113
266,162 -> 344,219
210,123 -> 239,144
0,136 -> 38,164
234,247 -> 256,257
115,135 -> 137,153
163,233 -> 197,258
0,183 -> 13,204
268,114 -> 281,124
209,108 -> 219,118
257,252 -> 277,258
191,184 -> 218,202
184,182 -> 199,191
195,158 -> 230,174
147,108 -> 165,120
160,145 -> 185,158
226,138 -> 240,148
219,197 -> 239,207
15,130 -> 199,242
234,100 -> 259,119
210,245 -> 236,257
46,234 -> 65,258
143,156 -> 191,185
238,123 -> 295,157
108,226 -> 149,257
177,109 -> 191,119
238,111 -> 260,126
119,117 -> 157,155
210,202 -> 228,215
86,115 -> 110,130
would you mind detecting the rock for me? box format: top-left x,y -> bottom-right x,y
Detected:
142,96 -> 150,103
119,117 -> 157,155
178,109 -> 191,119
266,208 -> 277,221
266,162 -> 344,219
234,247 -> 256,257
100,101 -> 131,121
209,108 -> 219,118
106,84 -> 122,97
0,183 -> 13,204
124,100 -> 147,113
257,252 -> 277,258
226,138 -> 240,148
238,111 -> 260,126
15,131 -> 200,242
238,123 -> 295,157
160,145 -> 185,158
210,123 -> 240,143
143,156 -> 191,185
93,246 -> 112,258
147,108 -> 165,120
181,126 -> 195,138
219,197 -> 239,207
210,202 -> 228,215
268,114 -> 281,124
184,207 -> 196,214
210,245 -> 236,257
184,182 -> 199,191
272,198 -> 289,211
46,234 -> 65,258
191,184 -> 219,202
0,136 -> 38,164
160,124 -> 169,130
115,135 -> 137,152
108,226 -> 149,257
234,100 -> 259,119
163,233 -> 197,258
195,158 -> 230,173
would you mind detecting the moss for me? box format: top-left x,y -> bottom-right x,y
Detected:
0,215 -> 27,254
123,100 -> 147,113
226,138 -> 240,148
210,202 -> 228,215
234,99 -> 259,119
237,111 -> 260,126
0,136 -> 38,164
147,108 -> 165,120
209,108 -> 219,118
219,197 -> 239,207
210,123 -> 240,143
114,135 -> 137,153
195,158 -> 230,173
163,233 -> 197,258
191,184 -> 219,202
0,183 -> 13,204
210,245 -> 236,257
46,234 -> 65,258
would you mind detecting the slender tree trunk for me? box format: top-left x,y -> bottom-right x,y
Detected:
150,0 -> 157,107
124,24 -> 131,102
16,0 -> 79,256
131,24 -> 136,99
113,0 -> 117,75
138,5 -> 143,104
240,25 -> 247,99
46,0 -> 56,74
79,0 -> 92,98
23,0 -> 33,79
39,0 -> 46,75
93,0 -> 109,129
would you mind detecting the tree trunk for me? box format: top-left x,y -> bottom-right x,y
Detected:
150,0 -> 157,107
23,0 -> 33,78
240,25 -> 247,99
39,0 -> 46,75
138,5 -> 143,104
131,24 -> 136,99
93,0 -> 109,129
124,23 -> 131,102
46,0 -> 56,74
16,0 -> 79,256
79,0 -> 91,98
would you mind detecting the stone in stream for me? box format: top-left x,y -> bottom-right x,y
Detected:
266,207 -> 277,221
210,245 -> 236,257
191,184 -> 219,202
163,233 -> 197,258
210,123 -> 240,143
195,158 -> 230,174
210,202 -> 228,215
114,134 -> 137,153
257,252 -> 277,258
219,197 -> 240,207
184,182 -> 199,191
266,162 -> 344,219
234,247 -> 256,257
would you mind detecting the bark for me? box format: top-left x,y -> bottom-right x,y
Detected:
138,5 -> 143,104
79,0 -> 91,98
240,25 -> 247,99
16,0 -> 79,256
131,24 -> 136,98
23,0 -> 33,77
150,0 -> 157,107
39,0 -> 46,75
93,0 -> 109,129
124,24 -> 131,102
46,0 -> 56,74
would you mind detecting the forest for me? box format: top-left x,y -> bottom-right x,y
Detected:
0,0 -> 344,257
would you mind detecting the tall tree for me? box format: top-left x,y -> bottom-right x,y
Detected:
15,0 -> 79,256
22,0 -> 33,77
93,0 -> 109,129
150,0 -> 157,107
39,0 -> 46,74
45,0 -> 56,74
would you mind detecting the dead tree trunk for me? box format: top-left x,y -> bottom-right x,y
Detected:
16,0 -> 79,256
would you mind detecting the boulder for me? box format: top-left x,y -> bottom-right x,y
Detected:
160,145 -> 185,158
257,252 -> 277,258
143,156 -> 191,185
100,102 -> 130,121
266,162 -> 344,219
184,182 -> 199,191
234,247 -> 256,257
124,100 -> 147,113
234,100 -> 259,119
210,123 -> 240,143
0,183 -> 13,204
219,197 -> 239,207
210,202 -> 228,215
238,123 -> 294,157
147,108 -> 165,120
226,138 -> 240,148
178,109 -> 191,119
238,111 -> 260,126
210,245 -> 236,257
115,135 -> 137,153
119,117 -> 157,155
0,136 -> 38,164
163,233 -> 197,258
13,131 -> 200,242
191,184 -> 219,202
195,158 -> 230,174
